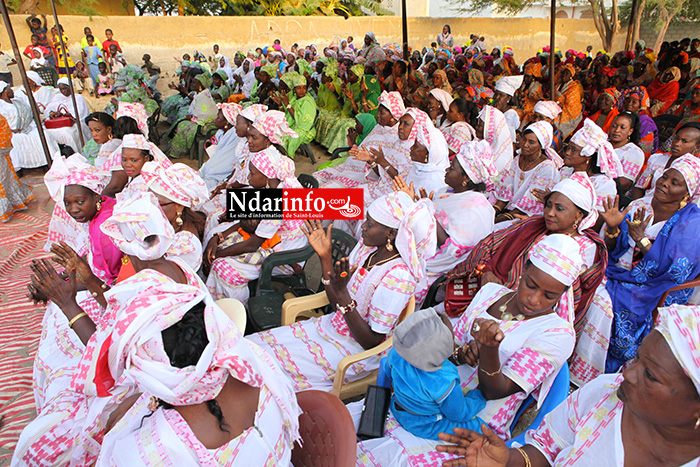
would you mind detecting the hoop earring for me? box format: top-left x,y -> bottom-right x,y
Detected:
107,131 -> 113,140
95,197 -> 102,212
386,237 -> 394,251
680,196 -> 689,210
461,180 -> 468,186
176,211 -> 184,227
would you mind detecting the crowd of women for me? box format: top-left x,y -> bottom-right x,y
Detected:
4,29 -> 700,466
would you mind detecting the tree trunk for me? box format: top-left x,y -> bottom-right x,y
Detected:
589,0 -> 619,52
652,0 -> 687,53
17,0 -> 40,14
631,0 -> 646,47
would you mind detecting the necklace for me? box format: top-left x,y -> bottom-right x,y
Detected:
365,251 -> 400,271
498,292 -> 524,321
518,155 -> 544,180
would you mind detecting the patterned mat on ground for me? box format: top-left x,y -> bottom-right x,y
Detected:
0,174 -> 53,465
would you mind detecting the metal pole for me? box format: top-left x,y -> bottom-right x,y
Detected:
0,0 -> 53,165
49,0 -> 85,147
549,0 -> 556,100
401,0 -> 409,61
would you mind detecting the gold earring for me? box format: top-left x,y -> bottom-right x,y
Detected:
386,237 -> 394,251
573,218 -> 580,230
95,198 -> 102,211
680,196 -> 689,210
176,211 -> 184,227
695,417 -> 700,430
107,131 -> 113,140
461,180 -> 468,186
424,155 -> 429,163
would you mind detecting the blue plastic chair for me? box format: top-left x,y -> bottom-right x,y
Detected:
506,362 -> 570,447
376,356 -> 391,388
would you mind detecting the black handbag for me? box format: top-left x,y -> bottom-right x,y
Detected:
357,385 -> 391,440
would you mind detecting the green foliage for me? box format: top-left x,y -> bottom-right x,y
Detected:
446,0 -> 571,16
132,0 -> 391,16
620,0 -> 700,24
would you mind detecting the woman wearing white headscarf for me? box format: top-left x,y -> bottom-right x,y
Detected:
0,80 -> 59,169
249,191 -> 437,392
231,58 -> 256,100
198,102 -> 243,190
204,110 -> 307,303
355,234 -> 582,466
15,192 -> 207,466
16,70 -> 55,115
95,287 -> 301,466
404,108 -> 450,196
43,77 -> 91,152
438,304 -> 700,467
475,105 -> 513,174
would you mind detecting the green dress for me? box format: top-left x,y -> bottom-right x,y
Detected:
324,75 -> 380,154
314,80 -> 343,149
282,93 -> 317,158
211,84 -> 231,104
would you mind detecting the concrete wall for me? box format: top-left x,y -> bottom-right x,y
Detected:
11,0 -> 134,16
638,21 -> 700,47
1,14 -> 626,84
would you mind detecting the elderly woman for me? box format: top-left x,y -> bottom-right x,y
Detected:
95,288 -> 301,466
438,304 -> 700,467
43,77 -> 92,152
648,66 -> 681,116
475,105 -> 513,174
249,191 -> 437,391
584,155 -> 700,379
494,121 -> 562,224
14,192 -> 206,466
204,111 -> 306,302
356,234 -> 584,466
554,64 -> 583,139
0,81 -> 58,170
358,32 -> 387,65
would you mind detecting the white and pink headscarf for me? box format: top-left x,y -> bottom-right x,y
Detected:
667,154 -> 700,202
570,119 -> 620,178
524,121 -> 564,167
45,153 -> 107,205
456,140 -> 497,185
96,281 -> 301,436
533,100 -> 562,120
367,191 -> 437,282
429,88 -> 454,112
101,192 -> 175,261
250,148 -> 299,187
239,103 -> 268,123
142,162 -> 209,210
121,134 -> 173,169
551,171 -> 598,232
405,107 -> 429,141
478,105 -> 513,173
656,304 -> 700,394
217,102 -> 242,126
116,102 -> 149,138
251,110 -> 297,145
378,91 -> 406,120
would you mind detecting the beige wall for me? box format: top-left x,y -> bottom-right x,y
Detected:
1,14 -> 626,84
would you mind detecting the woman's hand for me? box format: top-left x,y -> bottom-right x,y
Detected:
351,145 -> 373,163
203,236 -> 220,269
210,182 -> 228,199
26,283 -> 48,306
50,242 -> 94,285
436,425 -> 510,467
418,188 -> 435,200
479,270 -> 503,287
392,176 -> 417,200
458,340 -> 480,367
369,147 -> 387,166
330,256 -> 355,296
29,259 -> 77,309
531,187 -> 550,205
301,219 -> 333,259
470,318 -> 504,348
598,195 -> 633,229
281,92 -> 290,108
271,92 -> 282,105
342,86 -> 353,98
625,206 -> 652,243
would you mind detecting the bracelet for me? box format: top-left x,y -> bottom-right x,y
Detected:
516,447 -> 532,467
605,228 -> 620,239
368,161 -> 377,168
321,276 -> 331,286
336,299 -> 357,315
216,232 -> 224,243
479,362 -> 502,377
68,312 -> 89,329
637,237 -> 651,249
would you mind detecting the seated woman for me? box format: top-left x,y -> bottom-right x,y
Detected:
493,121 -> 561,224
631,122 -> 700,200
210,69 -> 231,104
274,72 -> 317,159
355,234 -> 582,466
107,133 -> 173,200
609,111 -> 645,193
585,155 -> 700,378
437,304 -> 700,467
82,112 -> 120,167
0,81 -> 58,170
33,154 -> 121,409
586,87 -> 620,134
530,100 -> 564,153
441,98 -> 478,157
168,72 -> 218,159
561,119 -> 620,221
204,111 -> 306,302
43,77 -> 92,153
14,192 -> 204,466
96,291 -> 301,466
314,59 -> 345,149
103,65 -> 158,118
161,61 -> 195,124
426,88 -> 453,130
475,105 -> 513,174
492,75 -> 524,143
516,63 -> 544,124
198,103 -> 243,190
618,86 -> 658,157
248,191 -> 437,392
554,64 -> 583,139
405,70 -> 430,110
315,91 -> 403,190
648,66 -> 681,116
404,108 -> 450,196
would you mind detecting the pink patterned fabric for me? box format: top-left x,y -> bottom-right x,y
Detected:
251,110 -> 297,144
116,101 -> 149,137
668,154 -> 700,201
44,153 -> 107,204
456,139 -> 497,184
533,100 -> 562,120
250,146 -> 297,185
528,234 -> 584,288
479,105 -> 513,173
405,107 -> 429,141
443,121 -> 476,154
378,91 -> 406,119
525,120 -> 564,167
570,119 -> 620,178
217,102 -> 242,125
239,103 -> 268,122
121,133 -> 151,150
551,171 -> 598,232
141,162 -> 209,209
657,305 -> 700,393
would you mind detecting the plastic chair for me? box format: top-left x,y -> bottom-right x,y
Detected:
653,273 -> 700,323
506,362 -> 570,447
330,146 -> 351,160
422,274 -> 447,308
282,293 -> 416,400
292,390 -> 357,467
214,298 -> 247,332
245,229 -> 357,332
190,126 -> 218,168
299,143 -> 316,164
297,173 -> 320,189
147,106 -> 161,145
34,66 -> 58,88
